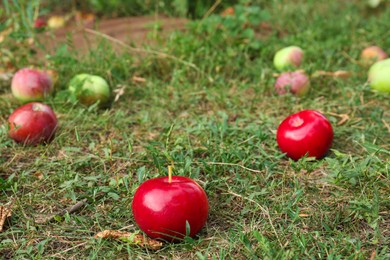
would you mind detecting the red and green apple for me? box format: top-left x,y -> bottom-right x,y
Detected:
8,102 -> 58,145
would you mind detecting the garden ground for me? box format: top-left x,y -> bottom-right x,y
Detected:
0,0 -> 389,259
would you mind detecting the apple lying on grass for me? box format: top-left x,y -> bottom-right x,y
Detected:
368,58 -> 390,93
8,102 -> 58,145
34,17 -> 47,29
360,45 -> 387,65
132,166 -> 209,242
273,46 -> 304,70
68,73 -> 111,106
276,110 -> 334,161
274,71 -> 310,96
11,68 -> 53,103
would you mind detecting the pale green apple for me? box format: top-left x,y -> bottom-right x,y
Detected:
69,73 -> 111,106
273,46 -> 304,70
368,58 -> 390,81
370,66 -> 390,93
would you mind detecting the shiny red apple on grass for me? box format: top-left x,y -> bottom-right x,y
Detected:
276,110 -> 334,160
11,68 -> 53,103
132,168 -> 208,242
8,102 -> 58,145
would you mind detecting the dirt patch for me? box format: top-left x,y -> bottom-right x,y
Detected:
37,15 -> 188,56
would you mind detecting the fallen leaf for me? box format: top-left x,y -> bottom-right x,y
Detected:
132,76 -> 146,83
0,204 -> 13,232
311,70 -> 352,79
75,11 -> 96,26
113,85 -> 126,102
94,230 -> 163,250
221,7 -> 235,17
33,171 -> 44,180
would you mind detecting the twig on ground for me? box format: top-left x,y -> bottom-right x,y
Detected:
204,161 -> 264,174
35,199 -> 88,224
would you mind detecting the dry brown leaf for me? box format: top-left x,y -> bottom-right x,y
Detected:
75,11 -> 96,26
221,7 -> 235,16
94,230 -> 163,250
33,171 -> 44,180
0,204 -> 13,232
113,85 -> 126,102
132,76 -> 146,83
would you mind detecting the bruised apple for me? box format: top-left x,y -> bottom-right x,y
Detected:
68,74 -> 111,106
11,68 -> 53,103
8,102 -> 58,145
274,71 -> 310,96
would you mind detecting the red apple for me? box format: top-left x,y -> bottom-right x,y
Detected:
11,68 -> 53,103
8,102 -> 58,145
276,110 -> 334,160
274,71 -> 310,96
132,175 -> 209,242
360,45 -> 388,65
34,17 -> 47,29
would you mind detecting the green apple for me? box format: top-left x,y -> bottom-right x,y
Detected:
69,74 -> 111,106
273,46 -> 304,70
370,66 -> 390,93
368,58 -> 390,81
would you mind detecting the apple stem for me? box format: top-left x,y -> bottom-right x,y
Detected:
168,165 -> 173,183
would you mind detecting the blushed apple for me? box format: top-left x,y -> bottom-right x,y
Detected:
273,46 -> 304,70
274,71 -> 310,96
34,17 -> 47,29
360,46 -> 388,65
8,102 -> 58,145
68,73 -> 111,106
11,68 -> 53,103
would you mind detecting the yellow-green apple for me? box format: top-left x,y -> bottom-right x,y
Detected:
273,46 -> 304,70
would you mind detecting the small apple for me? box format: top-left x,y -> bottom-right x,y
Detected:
369,66 -> 390,93
11,68 -> 53,103
368,58 -> 390,81
68,74 -> 111,106
274,71 -> 310,96
8,102 -> 58,145
276,110 -> 334,160
34,17 -> 47,29
132,169 -> 208,242
360,46 -> 388,65
273,46 -> 304,70
367,0 -> 382,8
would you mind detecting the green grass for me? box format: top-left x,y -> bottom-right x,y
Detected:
1,0 -> 389,259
